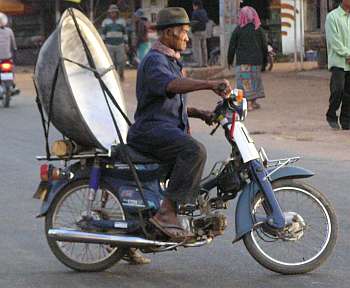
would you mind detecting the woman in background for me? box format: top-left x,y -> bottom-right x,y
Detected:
134,9 -> 151,62
227,6 -> 267,111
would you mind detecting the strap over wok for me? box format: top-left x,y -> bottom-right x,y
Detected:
34,8 -> 129,150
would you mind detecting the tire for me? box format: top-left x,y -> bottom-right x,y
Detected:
243,179 -> 337,275
3,87 -> 10,108
45,179 -> 128,272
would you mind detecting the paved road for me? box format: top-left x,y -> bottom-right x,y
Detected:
0,89 -> 349,288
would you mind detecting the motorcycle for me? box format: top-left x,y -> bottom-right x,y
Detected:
34,89 -> 337,274
0,59 -> 16,107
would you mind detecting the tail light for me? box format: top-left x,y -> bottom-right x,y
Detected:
40,164 -> 62,181
40,164 -> 50,181
40,164 -> 73,182
0,61 -> 13,73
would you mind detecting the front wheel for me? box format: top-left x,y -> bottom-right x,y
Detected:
243,179 -> 337,274
45,179 -> 128,272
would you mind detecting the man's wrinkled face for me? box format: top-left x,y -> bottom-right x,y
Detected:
167,25 -> 190,52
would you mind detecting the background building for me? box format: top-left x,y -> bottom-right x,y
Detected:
0,0 -> 342,66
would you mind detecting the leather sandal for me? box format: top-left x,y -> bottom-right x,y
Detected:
149,217 -> 194,242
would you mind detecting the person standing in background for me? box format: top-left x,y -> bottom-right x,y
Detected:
191,0 -> 208,67
101,4 -> 127,81
134,8 -> 150,62
227,6 -> 267,111
325,0 -> 350,130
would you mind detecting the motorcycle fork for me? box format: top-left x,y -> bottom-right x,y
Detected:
249,159 -> 285,229
86,159 -> 102,217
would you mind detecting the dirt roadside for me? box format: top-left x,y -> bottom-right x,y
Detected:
15,63 -> 349,161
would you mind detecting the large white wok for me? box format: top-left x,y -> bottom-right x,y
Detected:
35,8 -> 128,150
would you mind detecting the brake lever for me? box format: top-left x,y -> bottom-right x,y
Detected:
210,123 -> 220,136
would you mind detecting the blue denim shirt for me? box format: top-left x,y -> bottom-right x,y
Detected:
127,49 -> 189,143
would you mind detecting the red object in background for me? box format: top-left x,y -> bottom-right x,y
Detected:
0,60 -> 14,73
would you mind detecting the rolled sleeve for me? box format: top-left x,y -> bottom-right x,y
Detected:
144,54 -> 179,98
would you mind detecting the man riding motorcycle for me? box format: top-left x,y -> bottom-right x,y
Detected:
127,7 -> 231,241
0,12 -> 20,96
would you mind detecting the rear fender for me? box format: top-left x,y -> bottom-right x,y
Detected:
36,166 -> 91,218
36,165 -> 163,217
233,166 -> 314,243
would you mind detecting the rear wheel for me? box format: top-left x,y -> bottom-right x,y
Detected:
45,180 -> 128,272
3,86 -> 10,108
243,179 -> 337,274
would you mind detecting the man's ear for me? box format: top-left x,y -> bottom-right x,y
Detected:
165,28 -> 173,38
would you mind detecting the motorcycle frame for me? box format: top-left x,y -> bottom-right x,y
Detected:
36,120 -> 314,242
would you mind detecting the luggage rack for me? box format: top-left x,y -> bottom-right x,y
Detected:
36,150 -> 110,161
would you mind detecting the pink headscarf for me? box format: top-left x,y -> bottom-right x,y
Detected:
239,6 -> 261,30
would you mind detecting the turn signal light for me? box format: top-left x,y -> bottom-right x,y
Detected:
236,89 -> 244,103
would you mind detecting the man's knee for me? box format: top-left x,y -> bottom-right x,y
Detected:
184,139 -> 207,162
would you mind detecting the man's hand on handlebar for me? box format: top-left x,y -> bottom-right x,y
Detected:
211,79 -> 232,99
187,107 -> 215,126
199,110 -> 215,126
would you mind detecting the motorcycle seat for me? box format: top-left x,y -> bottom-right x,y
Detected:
110,144 -> 159,164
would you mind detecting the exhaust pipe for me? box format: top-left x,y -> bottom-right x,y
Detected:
48,228 -> 178,247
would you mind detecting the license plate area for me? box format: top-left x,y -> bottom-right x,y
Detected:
33,181 -> 49,201
0,73 -> 13,81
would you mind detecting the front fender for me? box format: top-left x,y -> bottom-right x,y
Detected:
233,166 -> 314,243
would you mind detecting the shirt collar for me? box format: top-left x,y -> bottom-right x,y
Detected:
338,5 -> 350,16
152,40 -> 181,60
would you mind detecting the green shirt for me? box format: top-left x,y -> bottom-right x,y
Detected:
325,6 -> 350,71
102,18 -> 126,46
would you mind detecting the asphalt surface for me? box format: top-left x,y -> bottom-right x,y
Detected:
0,82 -> 349,288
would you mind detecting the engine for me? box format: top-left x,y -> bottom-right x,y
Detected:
193,212 -> 228,237
217,160 -> 242,201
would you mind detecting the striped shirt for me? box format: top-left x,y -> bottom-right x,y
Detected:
101,18 -> 127,46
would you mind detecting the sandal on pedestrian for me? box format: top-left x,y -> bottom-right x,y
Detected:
252,101 -> 261,109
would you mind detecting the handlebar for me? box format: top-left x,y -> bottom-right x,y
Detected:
210,88 -> 246,136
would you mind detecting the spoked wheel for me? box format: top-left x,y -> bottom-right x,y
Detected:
243,179 -> 337,274
45,180 -> 128,272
